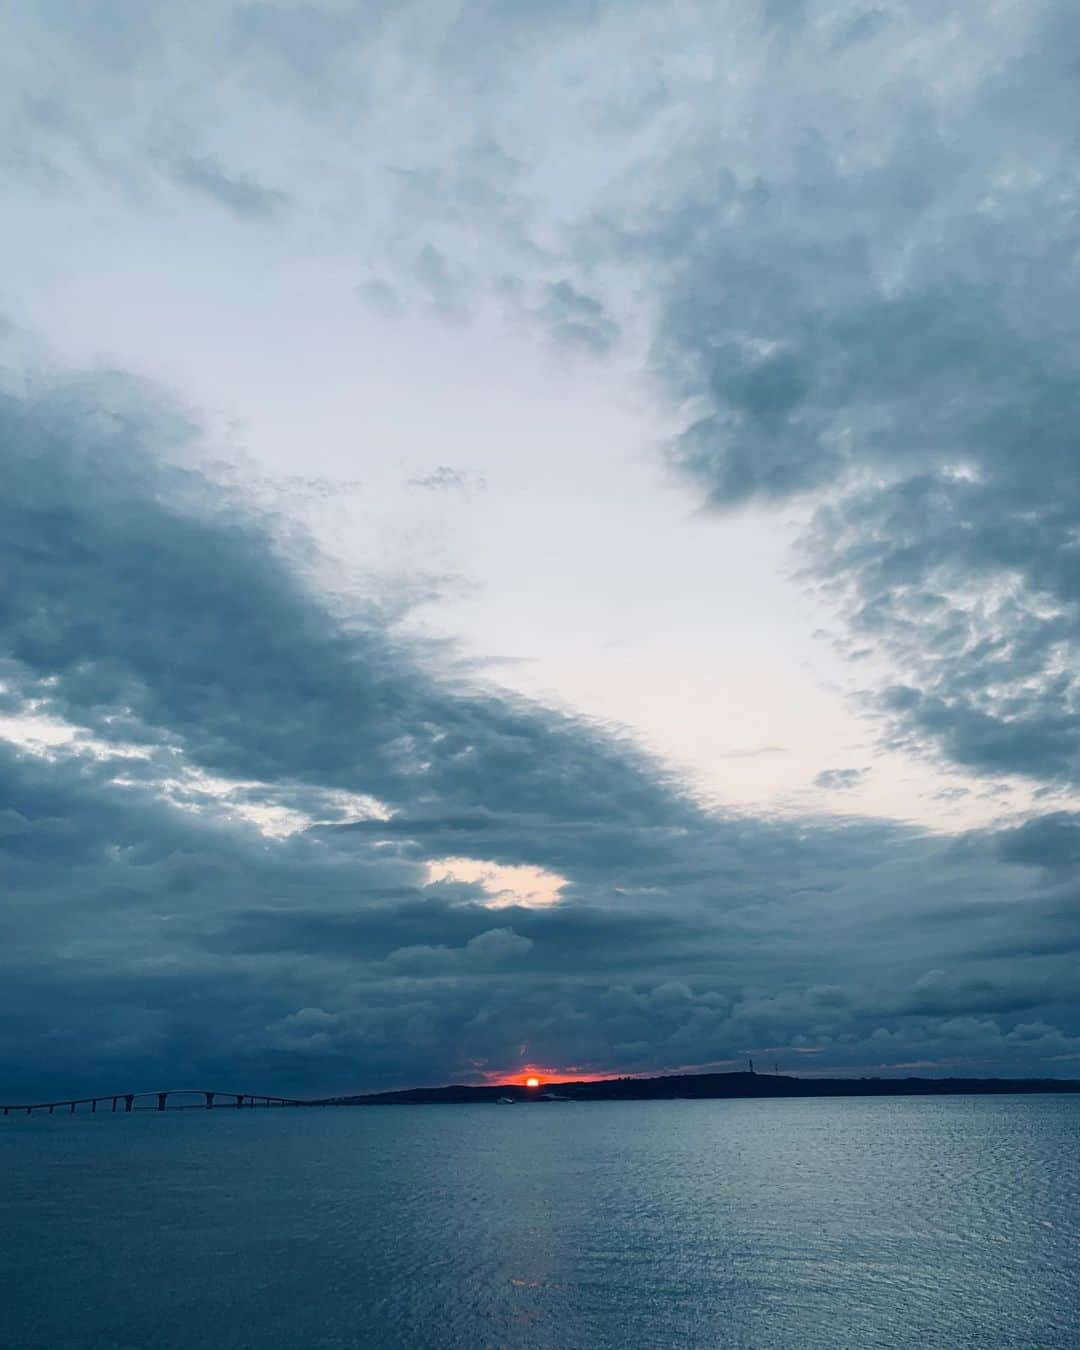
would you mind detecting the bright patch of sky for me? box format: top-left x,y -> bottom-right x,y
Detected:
425,857 -> 567,909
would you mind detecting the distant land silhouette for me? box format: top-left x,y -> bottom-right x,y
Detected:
6,1071 -> 1080,1116
320,1070 -> 1080,1106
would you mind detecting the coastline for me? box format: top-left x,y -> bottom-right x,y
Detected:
321,1069 -> 1080,1107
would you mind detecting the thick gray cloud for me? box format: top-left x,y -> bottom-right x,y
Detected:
630,3 -> 1080,797
1,367 -> 1078,1097
1,371 -> 691,847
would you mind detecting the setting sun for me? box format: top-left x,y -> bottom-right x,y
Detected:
525,1077 -> 540,1088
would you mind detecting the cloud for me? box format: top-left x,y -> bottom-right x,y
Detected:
356,279 -> 402,317
995,814 -> 1080,873
1,366 -> 699,851
413,245 -> 470,322
171,154 -> 287,218
2,363 -> 1075,1094
3,3 -> 1080,1096
385,926 -> 533,973
536,281 -> 620,354
618,3 -> 1080,795
408,466 -> 485,492
813,768 -> 869,791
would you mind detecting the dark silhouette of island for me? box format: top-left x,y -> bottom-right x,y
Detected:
317,1070 -> 1080,1106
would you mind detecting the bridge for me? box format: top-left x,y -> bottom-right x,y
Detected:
1,1089 -> 307,1116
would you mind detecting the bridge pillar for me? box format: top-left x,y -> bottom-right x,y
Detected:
205,1091 -> 215,1109
48,1104 -> 54,1115
70,1101 -> 76,1113
91,1099 -> 97,1113
112,1097 -> 118,1112
124,1095 -> 134,1113
236,1094 -> 245,1108
2,1107 -> 7,1117
157,1092 -> 167,1112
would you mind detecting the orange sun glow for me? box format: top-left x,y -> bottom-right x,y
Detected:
525,1076 -> 540,1088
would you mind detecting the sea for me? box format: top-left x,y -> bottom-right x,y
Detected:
2,1095 -> 1077,1349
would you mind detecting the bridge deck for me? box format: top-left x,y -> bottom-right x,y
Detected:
1,1090 -> 307,1115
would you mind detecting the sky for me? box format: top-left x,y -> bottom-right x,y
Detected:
2,0 -> 1079,1097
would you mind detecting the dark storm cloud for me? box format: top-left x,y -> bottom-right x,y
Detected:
1,371 -> 691,854
3,364 -> 1078,1095
995,814 -> 1080,873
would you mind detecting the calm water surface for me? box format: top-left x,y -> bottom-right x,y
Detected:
2,1096 -> 1078,1349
